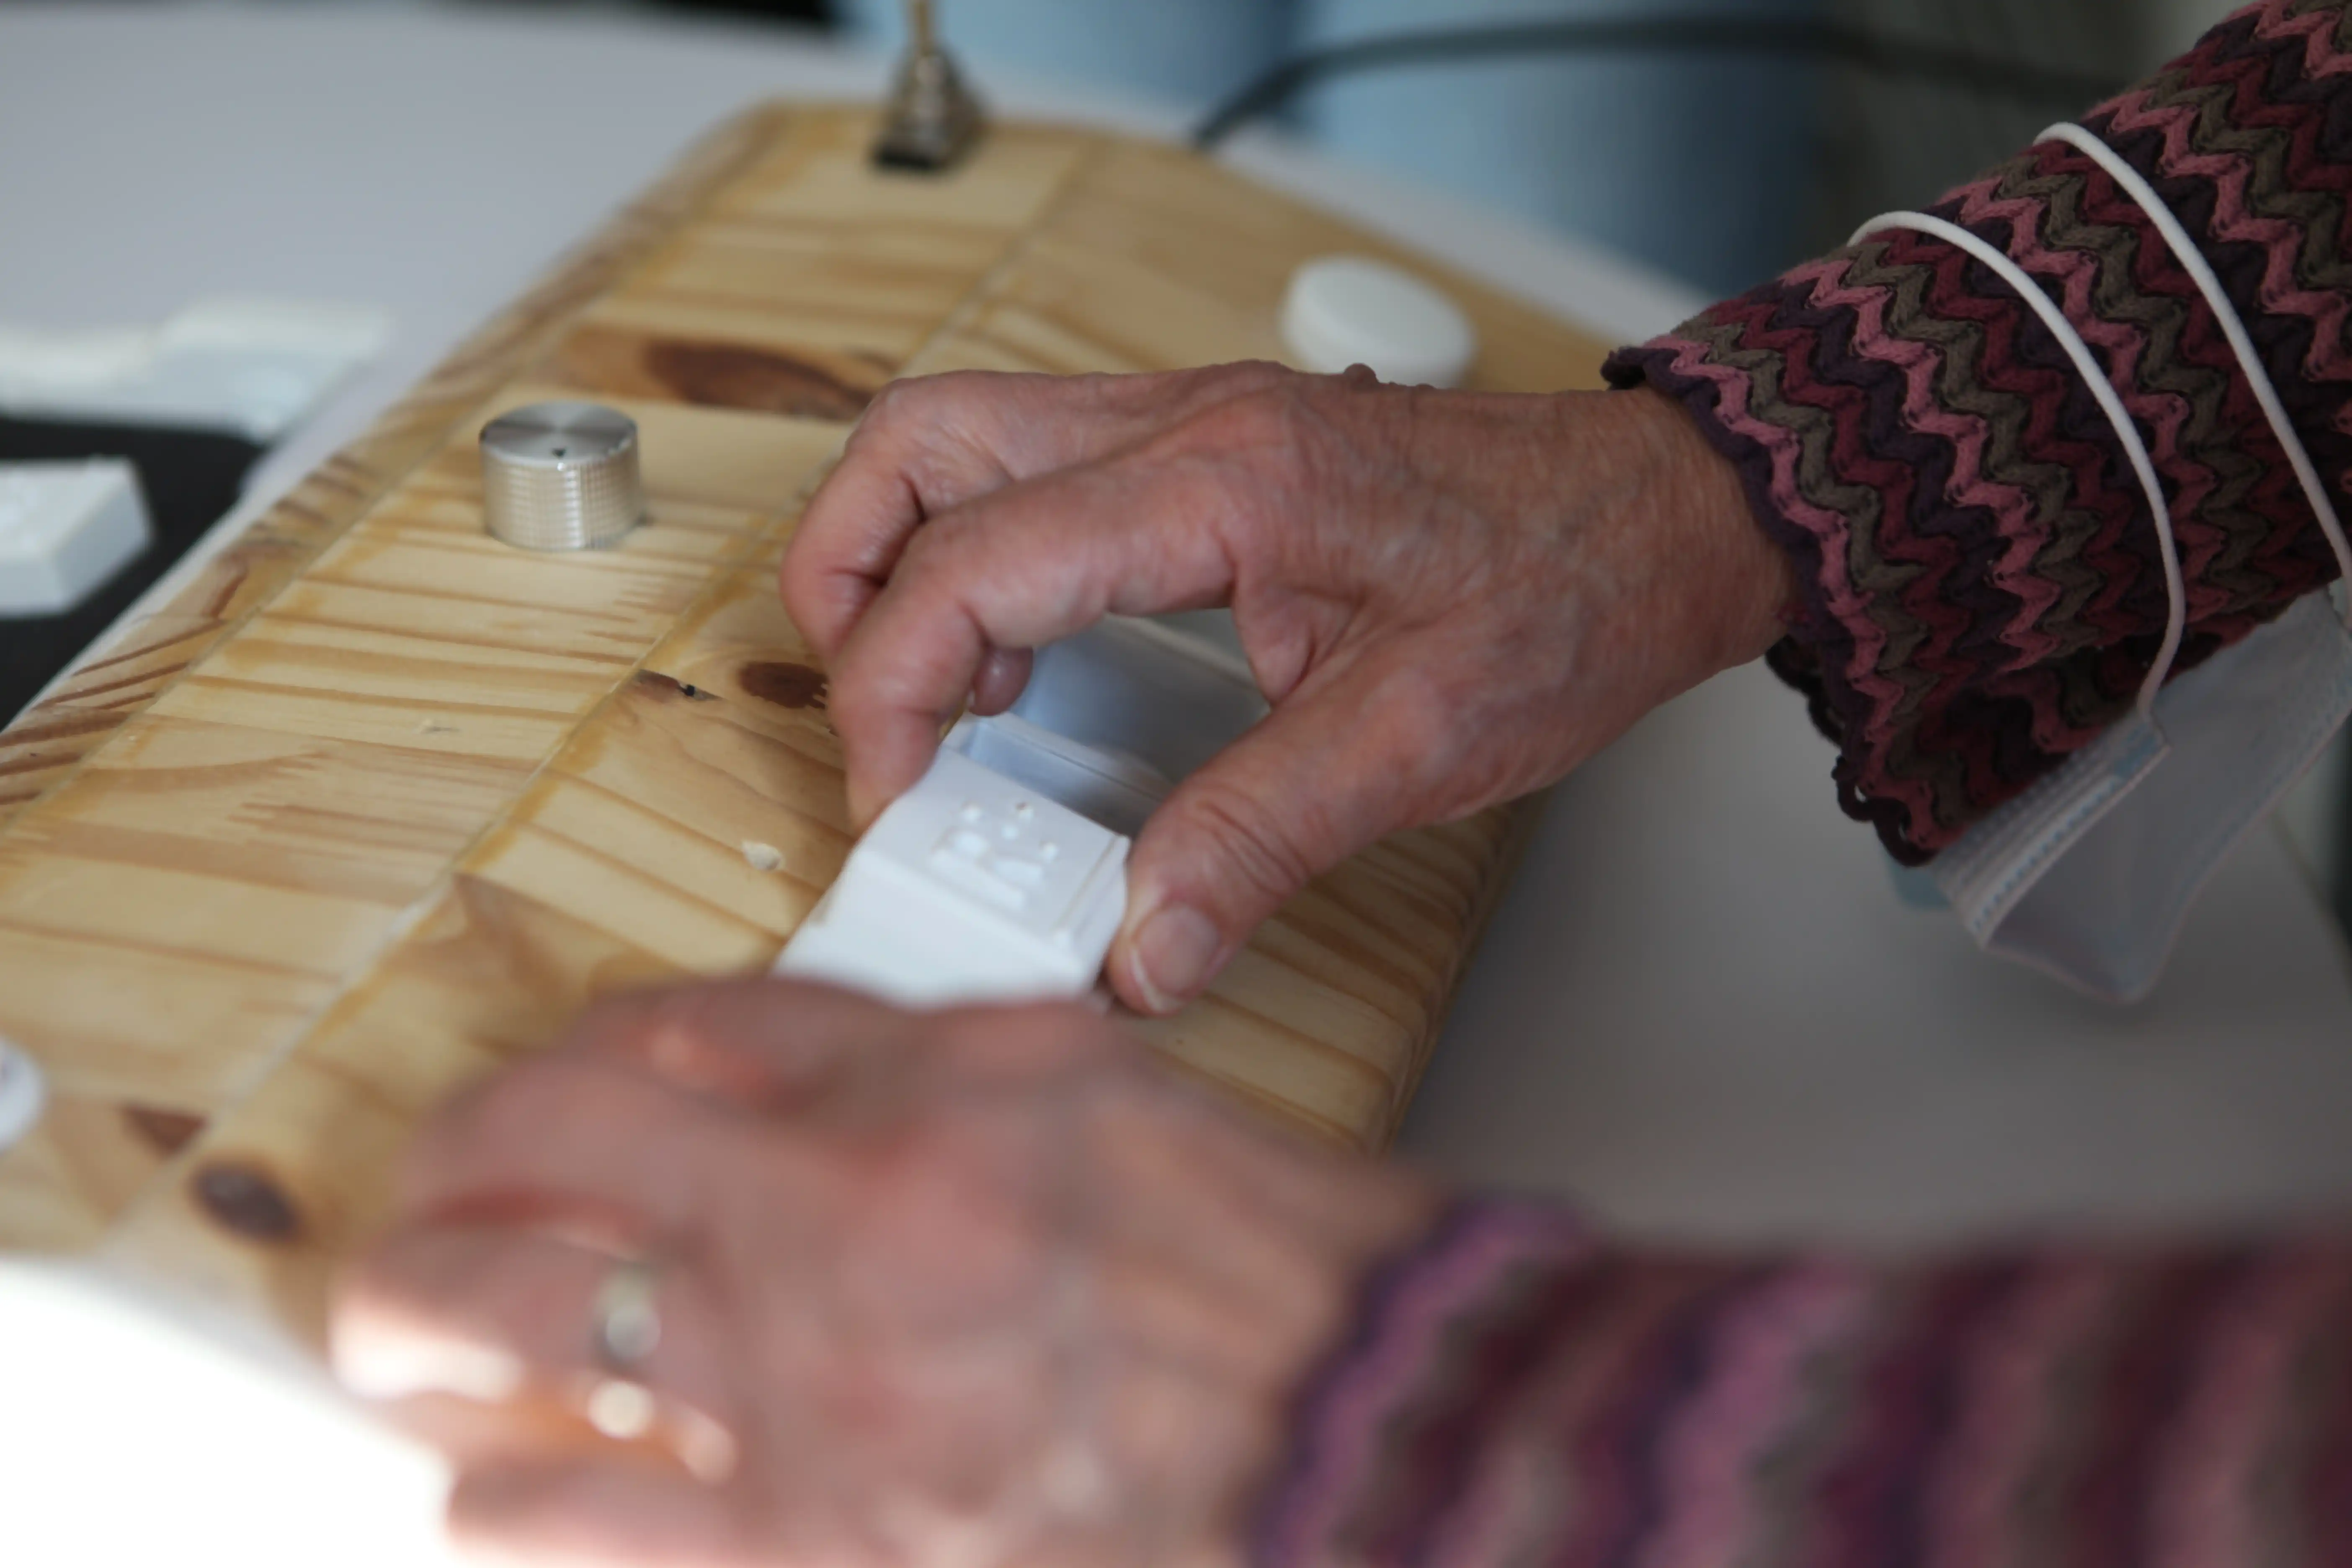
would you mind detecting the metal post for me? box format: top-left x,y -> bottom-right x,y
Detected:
874,0 -> 986,171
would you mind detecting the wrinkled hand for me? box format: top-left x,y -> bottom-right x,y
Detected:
333,978 -> 1439,1568
782,364 -> 1790,1013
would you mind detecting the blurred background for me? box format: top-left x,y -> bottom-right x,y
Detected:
844,0 -> 2235,296
215,0 -> 2238,299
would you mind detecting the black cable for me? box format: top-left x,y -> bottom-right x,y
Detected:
1191,18 -> 2129,150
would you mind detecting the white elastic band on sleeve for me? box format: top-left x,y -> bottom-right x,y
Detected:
2037,121 -> 2352,625
1850,209 -> 2187,714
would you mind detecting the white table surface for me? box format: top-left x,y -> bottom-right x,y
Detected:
6,2 -> 2352,1260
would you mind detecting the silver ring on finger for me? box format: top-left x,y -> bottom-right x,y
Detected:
586,1256 -> 665,1442
576,1253 -> 739,1484
591,1254 -> 665,1374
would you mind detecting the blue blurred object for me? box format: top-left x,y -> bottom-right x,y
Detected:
839,0 -> 1823,299
835,0 -> 1294,107
1295,0 -> 1823,297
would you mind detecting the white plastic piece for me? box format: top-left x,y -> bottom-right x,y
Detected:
778,725 -> 1131,1008
778,613 -> 1269,1006
0,459 -> 152,616
0,1259 -> 463,1568
1012,618 -> 1267,785
0,1038 -> 47,1153
0,298 -> 391,441
1281,255 -> 1479,388
949,709 -> 1171,842
977,616 -> 1268,836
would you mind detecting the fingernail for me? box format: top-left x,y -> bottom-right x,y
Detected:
1129,903 -> 1222,1015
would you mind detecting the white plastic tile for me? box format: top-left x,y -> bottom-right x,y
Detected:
0,459 -> 151,616
0,298 -> 389,441
776,616 -> 1269,1007
778,726 -> 1130,1008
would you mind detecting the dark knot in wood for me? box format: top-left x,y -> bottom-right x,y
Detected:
192,1161 -> 304,1244
124,1106 -> 206,1156
644,342 -> 877,421
738,661 -> 829,711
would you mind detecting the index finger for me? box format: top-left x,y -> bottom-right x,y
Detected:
558,977 -> 915,1112
385,981 -> 906,1233
781,364 -> 1291,660
784,371 -> 1136,659
822,453 -> 1245,825
561,978 -> 1130,1115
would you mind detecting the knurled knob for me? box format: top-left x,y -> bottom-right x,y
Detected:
480,402 -> 645,550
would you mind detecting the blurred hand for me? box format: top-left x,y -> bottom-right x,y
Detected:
333,977 -> 1439,1568
781,364 -> 1790,1014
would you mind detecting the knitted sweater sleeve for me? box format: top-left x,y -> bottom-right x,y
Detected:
1604,0 -> 2352,864
1256,1200 -> 2352,1567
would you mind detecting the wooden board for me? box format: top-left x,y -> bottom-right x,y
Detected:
0,105 -> 1613,1345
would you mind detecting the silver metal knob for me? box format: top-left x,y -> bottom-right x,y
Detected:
480,402 -> 644,551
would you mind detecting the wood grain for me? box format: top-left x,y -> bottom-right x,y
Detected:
0,105 -> 1613,1346
0,103 -> 790,828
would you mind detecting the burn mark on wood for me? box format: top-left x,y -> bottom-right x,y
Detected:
738,661 -> 828,711
124,1106 -> 206,1156
642,341 -> 877,420
549,325 -> 883,421
192,1161 -> 304,1243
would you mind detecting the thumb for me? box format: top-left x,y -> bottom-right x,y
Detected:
1111,662 -> 1445,1016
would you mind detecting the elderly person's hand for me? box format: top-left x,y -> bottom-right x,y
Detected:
782,364 -> 1792,1014
332,977 -> 1438,1568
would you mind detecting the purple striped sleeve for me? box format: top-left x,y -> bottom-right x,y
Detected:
1256,1202 -> 2352,1568
1605,0 -> 2348,864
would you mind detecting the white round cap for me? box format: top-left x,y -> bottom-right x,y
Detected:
1280,255 -> 1479,389
0,1038 -> 46,1153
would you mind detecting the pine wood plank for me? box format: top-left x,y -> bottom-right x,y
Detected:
0,103 -> 792,829
0,104 -> 1614,1352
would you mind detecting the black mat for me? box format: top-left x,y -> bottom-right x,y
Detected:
0,418 -> 267,725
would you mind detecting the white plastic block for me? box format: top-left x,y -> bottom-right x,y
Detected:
948,709 -> 1170,841
776,614 -> 1269,1006
777,726 -> 1130,1008
0,298 -> 391,441
0,459 -> 152,616
1009,617 -> 1267,800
